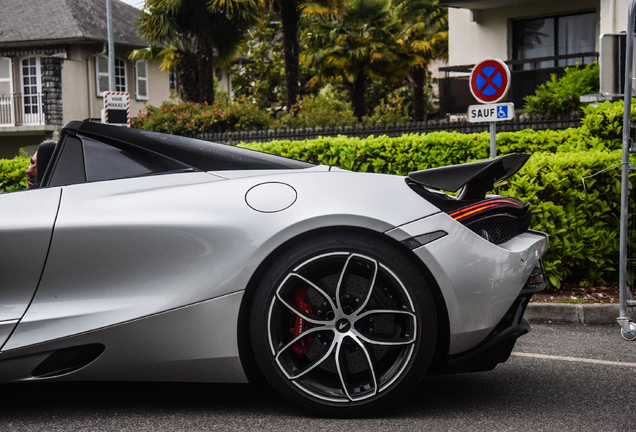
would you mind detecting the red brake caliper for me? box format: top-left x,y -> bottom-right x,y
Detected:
290,286 -> 313,356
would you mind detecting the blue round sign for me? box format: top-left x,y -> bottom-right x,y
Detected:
469,58 -> 511,104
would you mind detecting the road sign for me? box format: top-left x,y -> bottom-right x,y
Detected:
103,91 -> 130,127
469,58 -> 511,104
468,103 -> 514,123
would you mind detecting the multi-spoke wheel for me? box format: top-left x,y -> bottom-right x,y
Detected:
250,233 -> 437,417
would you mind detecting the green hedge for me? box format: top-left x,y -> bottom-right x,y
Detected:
0,155 -> 29,192
240,127 -> 609,174
241,132 -> 622,288
497,150 -> 621,287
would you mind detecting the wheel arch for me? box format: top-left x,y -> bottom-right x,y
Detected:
236,225 -> 450,382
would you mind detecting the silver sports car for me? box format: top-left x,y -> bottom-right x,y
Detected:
1,121 -> 548,417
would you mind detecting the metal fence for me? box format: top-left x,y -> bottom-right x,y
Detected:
0,93 -> 45,126
192,112 -> 585,144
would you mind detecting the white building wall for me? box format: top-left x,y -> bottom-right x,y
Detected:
600,0 -> 630,34
61,44 -> 173,124
448,0 -> 600,68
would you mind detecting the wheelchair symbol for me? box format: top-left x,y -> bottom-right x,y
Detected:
497,106 -> 508,118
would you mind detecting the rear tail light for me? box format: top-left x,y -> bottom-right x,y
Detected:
405,179 -> 532,245
449,198 -> 531,245
448,199 -> 524,221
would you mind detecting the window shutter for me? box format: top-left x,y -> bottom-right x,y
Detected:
0,57 -> 12,124
0,57 -> 11,96
135,60 -> 148,100
96,56 -> 109,96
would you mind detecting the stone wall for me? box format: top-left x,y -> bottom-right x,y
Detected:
41,57 -> 63,126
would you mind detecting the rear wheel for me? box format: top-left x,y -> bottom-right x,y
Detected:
250,232 -> 437,417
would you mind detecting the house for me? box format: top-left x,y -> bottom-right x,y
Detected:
437,0 -> 627,115
0,0 -> 231,159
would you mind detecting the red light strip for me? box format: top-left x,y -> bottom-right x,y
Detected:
449,199 -> 521,221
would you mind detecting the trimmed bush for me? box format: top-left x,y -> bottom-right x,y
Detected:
0,155 -> 29,192
581,98 -> 636,144
240,128 -> 602,174
497,150 -> 621,287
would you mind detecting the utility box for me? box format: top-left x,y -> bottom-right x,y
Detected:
600,33 -> 636,96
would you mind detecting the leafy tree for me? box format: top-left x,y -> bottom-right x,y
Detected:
231,17 -> 287,110
131,0 -> 259,104
261,0 -> 339,112
231,14 -> 320,111
303,0 -> 415,119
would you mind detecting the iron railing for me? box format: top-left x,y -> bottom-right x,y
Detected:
0,93 -> 45,126
191,112 -> 584,145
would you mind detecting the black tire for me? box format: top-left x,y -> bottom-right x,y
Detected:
250,232 -> 437,417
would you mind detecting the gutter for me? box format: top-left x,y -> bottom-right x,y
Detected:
0,38 -> 146,50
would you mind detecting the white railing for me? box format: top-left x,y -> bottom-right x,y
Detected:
0,93 -> 45,126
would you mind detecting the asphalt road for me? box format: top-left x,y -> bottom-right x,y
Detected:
1,324 -> 635,431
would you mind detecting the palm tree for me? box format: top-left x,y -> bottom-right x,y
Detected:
395,0 -> 448,120
303,0 -> 414,119
131,0 -> 259,104
261,0 -> 338,112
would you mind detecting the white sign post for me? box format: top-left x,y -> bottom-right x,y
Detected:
468,58 -> 513,158
103,91 -> 130,127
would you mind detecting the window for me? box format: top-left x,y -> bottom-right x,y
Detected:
135,60 -> 148,100
82,137 -> 186,183
95,56 -> 127,96
512,12 -> 597,70
20,57 -> 42,124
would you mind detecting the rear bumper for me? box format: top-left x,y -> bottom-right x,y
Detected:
433,260 -> 547,374
441,295 -> 532,373
388,212 -> 549,354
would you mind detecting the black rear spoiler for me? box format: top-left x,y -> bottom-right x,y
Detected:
407,153 -> 530,200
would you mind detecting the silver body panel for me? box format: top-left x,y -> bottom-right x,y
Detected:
3,169 -> 439,352
0,164 -> 548,381
0,188 -> 61,322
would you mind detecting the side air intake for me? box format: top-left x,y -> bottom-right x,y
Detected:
31,344 -> 105,378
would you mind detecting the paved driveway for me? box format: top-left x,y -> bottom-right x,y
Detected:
1,324 -> 634,431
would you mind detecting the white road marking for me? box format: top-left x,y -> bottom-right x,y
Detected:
512,352 -> 636,368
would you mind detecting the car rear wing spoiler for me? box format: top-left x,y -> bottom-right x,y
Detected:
407,153 -> 530,200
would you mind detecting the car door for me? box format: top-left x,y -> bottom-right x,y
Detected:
0,187 -> 61,348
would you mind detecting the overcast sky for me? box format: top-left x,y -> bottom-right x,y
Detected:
118,0 -> 143,9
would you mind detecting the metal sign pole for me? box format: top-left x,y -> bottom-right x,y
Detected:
490,121 -> 496,158
618,0 -> 636,340
106,0 -> 116,92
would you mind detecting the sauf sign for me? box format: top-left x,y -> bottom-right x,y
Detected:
467,58 -> 513,158
468,103 -> 514,122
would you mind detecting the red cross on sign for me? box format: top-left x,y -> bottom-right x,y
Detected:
469,58 -> 511,104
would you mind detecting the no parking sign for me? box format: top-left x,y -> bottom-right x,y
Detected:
469,58 -> 511,104
468,58 -> 513,158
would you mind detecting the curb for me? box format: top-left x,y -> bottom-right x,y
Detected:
526,303 -> 636,325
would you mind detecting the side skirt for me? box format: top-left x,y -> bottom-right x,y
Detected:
0,292 -> 248,384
